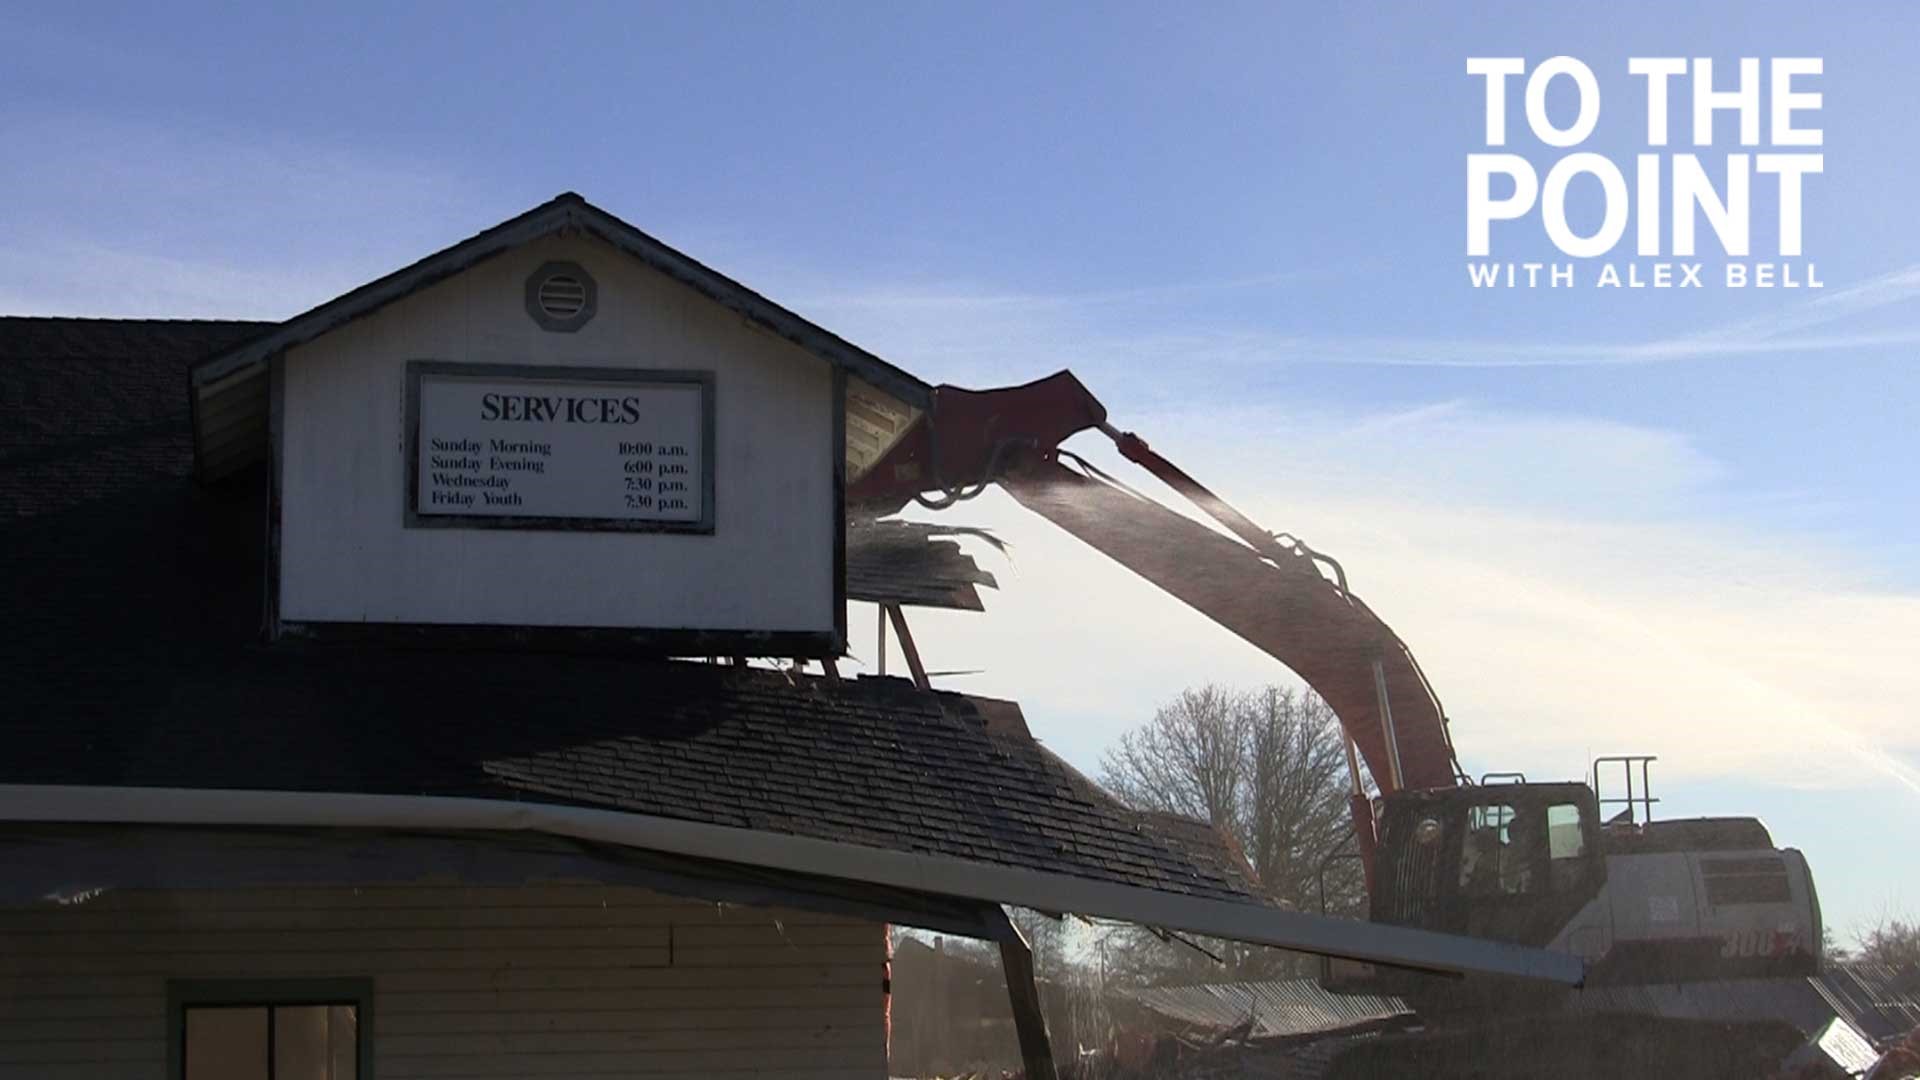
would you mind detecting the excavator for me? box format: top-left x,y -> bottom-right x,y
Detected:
848,371 -> 1824,1008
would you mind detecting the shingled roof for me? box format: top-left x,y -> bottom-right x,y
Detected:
0,317 -> 1255,904
846,518 -> 1001,611
0,318 -> 270,518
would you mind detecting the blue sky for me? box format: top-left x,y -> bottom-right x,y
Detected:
4,2 -> 1915,943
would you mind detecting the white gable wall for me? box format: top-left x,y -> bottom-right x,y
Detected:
0,884 -> 886,1078
277,233 -> 838,634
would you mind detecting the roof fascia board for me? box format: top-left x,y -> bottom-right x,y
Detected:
190,202 -> 569,389
568,204 -> 931,408
0,783 -> 1584,986
189,196 -> 931,409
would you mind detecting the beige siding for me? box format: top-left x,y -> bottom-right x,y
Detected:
277,231 -> 839,634
0,885 -> 886,1079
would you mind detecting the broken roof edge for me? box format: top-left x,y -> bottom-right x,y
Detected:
1132,809 -> 1270,901
845,518 -> 1002,611
187,191 -> 933,409
1011,736 -> 1267,896
0,783 -> 1584,986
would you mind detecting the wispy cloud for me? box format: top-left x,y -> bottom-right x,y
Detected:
810,258 -> 1920,812
0,111 -> 490,318
0,242 -> 346,322
790,260 -> 1920,377
1095,262 -> 1920,370
791,263 -> 1370,316
1270,263 -> 1920,368
877,402 -> 1920,801
1690,264 -> 1920,343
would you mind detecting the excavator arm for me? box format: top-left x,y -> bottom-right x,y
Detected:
996,453 -> 1461,794
851,372 -> 1464,873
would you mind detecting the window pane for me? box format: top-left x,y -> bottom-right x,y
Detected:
1459,804 -> 1516,893
330,1005 -> 359,1080
1501,805 -> 1540,894
1548,803 -> 1586,860
185,1007 -> 268,1080
274,1004 -> 358,1080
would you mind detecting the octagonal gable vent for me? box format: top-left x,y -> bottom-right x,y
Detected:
538,274 -> 587,317
525,261 -> 598,332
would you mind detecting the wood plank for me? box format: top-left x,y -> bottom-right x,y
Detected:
372,963 -> 874,995
1001,935 -> 1060,1080
378,1023 -> 877,1055
0,1037 -> 160,1064
378,985 -> 876,1015
377,1044 -> 883,1077
1,947 -> 671,976
0,1015 -> 160,1043
0,1065 -> 147,1080
36,884 -> 716,911
0,914 -> 675,949
0,904 -> 825,933
381,1005 -> 870,1036
661,923 -> 881,948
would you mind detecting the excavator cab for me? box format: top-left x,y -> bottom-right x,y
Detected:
1357,769 -> 1822,991
1372,781 -> 1609,950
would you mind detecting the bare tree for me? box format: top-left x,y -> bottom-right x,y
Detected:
1101,684 -> 1249,828
1856,912 -> 1920,970
1098,683 -> 1366,983
1823,925 -> 1850,964
1242,686 -> 1362,913
1007,906 -> 1073,984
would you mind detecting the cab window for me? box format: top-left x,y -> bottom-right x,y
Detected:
1548,803 -> 1586,859
1547,802 -> 1589,890
1459,803 -> 1533,896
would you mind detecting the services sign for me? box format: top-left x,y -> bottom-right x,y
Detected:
406,361 -> 714,532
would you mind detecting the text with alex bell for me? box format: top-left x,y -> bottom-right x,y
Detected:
1467,261 -> 1822,288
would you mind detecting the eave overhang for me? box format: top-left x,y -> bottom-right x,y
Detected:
0,784 -> 1587,986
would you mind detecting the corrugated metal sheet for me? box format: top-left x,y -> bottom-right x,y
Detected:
1122,978 -> 1411,1038
1123,963 -> 1918,1046
1812,961 -> 1920,1042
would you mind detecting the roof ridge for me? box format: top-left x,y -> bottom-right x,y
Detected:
187,191 -> 930,407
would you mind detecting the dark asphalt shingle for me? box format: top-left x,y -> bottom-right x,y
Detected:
846,519 -> 1000,610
